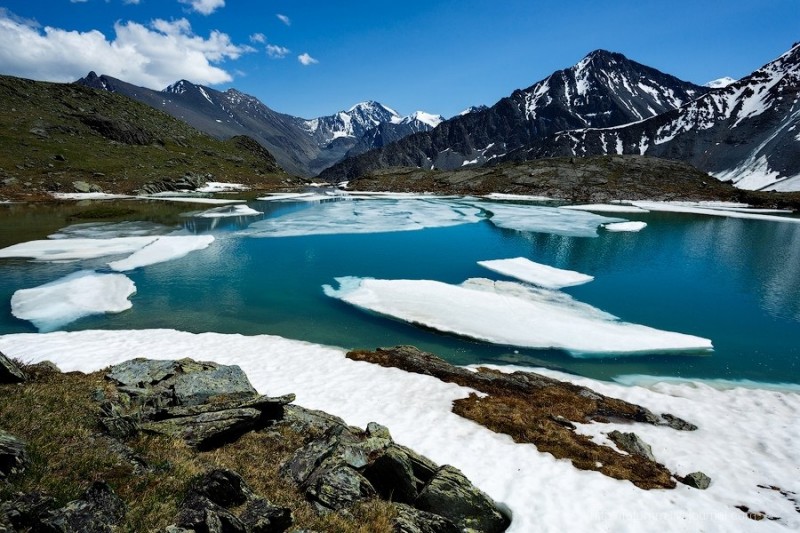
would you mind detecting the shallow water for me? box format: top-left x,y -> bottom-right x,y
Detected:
1,197 -> 799,384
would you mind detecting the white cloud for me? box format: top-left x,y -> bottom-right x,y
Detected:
266,44 -> 290,59
249,32 -> 266,44
276,14 -> 290,26
124,0 -> 142,4
0,12 -> 253,88
298,52 -> 318,66
178,0 -> 225,16
70,0 -> 89,3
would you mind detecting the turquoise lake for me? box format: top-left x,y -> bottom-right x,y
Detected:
1,197 -> 799,385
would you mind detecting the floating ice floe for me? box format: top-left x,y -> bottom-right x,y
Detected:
477,257 -> 594,289
472,201 -> 625,237
195,182 -> 249,193
0,329 -> 796,532
50,192 -> 135,200
243,199 -> 482,237
560,203 -> 650,214
0,237 -> 159,262
194,205 -> 263,218
631,201 -> 800,223
256,192 -> 321,201
48,221 -> 175,240
324,277 -> 713,355
10,271 -> 135,331
602,221 -> 648,232
107,235 -> 214,271
257,191 -> 346,202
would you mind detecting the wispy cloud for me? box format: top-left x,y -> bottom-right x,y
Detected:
179,0 -> 225,16
70,0 -> 89,3
276,14 -> 290,26
249,32 -> 266,44
123,0 -> 142,4
0,11 -> 252,88
298,52 -> 318,66
267,44 -> 290,59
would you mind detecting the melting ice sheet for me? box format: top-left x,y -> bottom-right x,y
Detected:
242,199 -> 482,237
0,236 -> 214,270
631,201 -> 800,223
324,277 -> 713,355
0,330 -> 796,533
10,271 -> 135,331
48,221 -> 175,239
477,257 -> 594,289
107,236 -> 214,271
560,203 -> 650,214
471,201 -> 625,237
194,205 -> 263,218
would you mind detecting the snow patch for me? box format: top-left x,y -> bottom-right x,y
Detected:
194,205 -> 263,218
0,330 -> 796,532
50,193 -> 135,200
195,182 -> 250,193
10,271 -> 135,331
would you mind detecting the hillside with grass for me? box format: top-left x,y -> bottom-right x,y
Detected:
0,75 -> 300,201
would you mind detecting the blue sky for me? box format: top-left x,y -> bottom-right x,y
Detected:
0,0 -> 797,119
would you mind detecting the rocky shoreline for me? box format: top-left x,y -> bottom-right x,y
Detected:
0,344 -> 724,532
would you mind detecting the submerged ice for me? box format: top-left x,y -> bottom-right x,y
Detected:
10,270 -> 135,332
107,236 -> 214,271
242,199 -> 483,237
324,277 -> 713,355
472,201 -> 625,237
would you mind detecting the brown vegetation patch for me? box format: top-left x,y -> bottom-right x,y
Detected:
347,346 -> 676,490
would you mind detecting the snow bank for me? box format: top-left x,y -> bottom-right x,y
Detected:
631,201 -> 800,224
473,201 -> 625,237
9,272 -> 135,331
324,277 -> 712,355
107,236 -> 214,271
561,203 -> 650,214
194,205 -> 263,218
195,182 -> 249,193
243,199 -> 482,237
138,196 -> 245,205
0,329 -> 795,532
603,221 -> 648,232
50,192 -> 135,200
477,257 -> 594,289
0,237 -> 158,262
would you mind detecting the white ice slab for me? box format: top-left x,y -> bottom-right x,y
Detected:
473,201 -> 625,237
243,199 -> 482,237
194,205 -> 263,218
256,192 -> 320,201
477,257 -> 594,289
195,182 -> 249,193
0,330 -> 795,533
561,203 -> 650,214
324,277 -> 712,355
603,221 -> 648,232
257,192 -> 346,202
10,271 -> 135,331
0,237 -> 158,262
49,221 -> 174,240
107,236 -> 214,271
50,192 -> 135,200
631,201 -> 800,224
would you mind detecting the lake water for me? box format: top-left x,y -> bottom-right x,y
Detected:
1,196 -> 799,385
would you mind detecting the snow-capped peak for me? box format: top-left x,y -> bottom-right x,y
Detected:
404,111 -> 444,128
459,105 -> 488,116
704,77 -> 737,89
347,100 -> 399,117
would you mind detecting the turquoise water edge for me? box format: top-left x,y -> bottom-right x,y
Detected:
1,197 -> 798,385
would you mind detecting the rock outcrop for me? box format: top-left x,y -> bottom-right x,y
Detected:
0,351 -> 25,384
0,430 -> 27,480
102,358 -> 293,450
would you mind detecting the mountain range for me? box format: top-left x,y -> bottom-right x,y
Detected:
76,73 -> 442,177
320,45 -> 800,192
